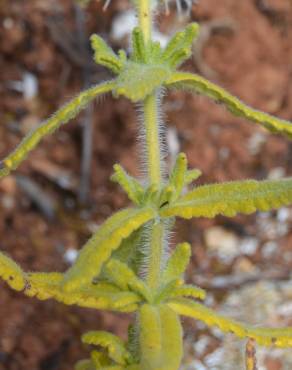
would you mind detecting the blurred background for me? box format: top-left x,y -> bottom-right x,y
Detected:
0,0 -> 292,369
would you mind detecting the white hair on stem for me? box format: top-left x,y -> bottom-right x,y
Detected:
138,218 -> 174,283
135,88 -> 168,187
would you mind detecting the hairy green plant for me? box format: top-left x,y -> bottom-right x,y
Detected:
0,0 -> 292,368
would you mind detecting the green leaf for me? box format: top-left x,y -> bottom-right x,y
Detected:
139,304 -> 183,370
161,23 -> 200,68
25,272 -> 64,300
168,298 -> 292,348
62,207 -> 156,292
91,34 -> 124,74
111,164 -> 144,205
131,27 -> 147,63
169,153 -> 187,201
168,284 -> 206,300
75,359 -> 96,370
82,331 -> 132,365
0,251 -> 26,291
0,81 -> 115,178
184,168 -> 202,185
115,62 -> 171,102
110,228 -> 143,274
162,242 -> 191,283
160,178 -> 292,219
165,72 -> 292,139
25,272 -> 141,312
103,259 -> 151,301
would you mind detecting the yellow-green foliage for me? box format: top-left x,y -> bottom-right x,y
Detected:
25,272 -> 141,312
103,259 -> 151,301
166,72 -> 292,138
0,10 -> 292,370
169,284 -> 206,300
82,331 -> 132,365
115,63 -> 171,102
111,164 -> 144,205
168,298 -> 292,348
168,153 -> 187,201
62,207 -> 155,292
0,251 -> 26,291
161,23 -> 200,68
160,178 -> 292,219
90,35 -> 125,74
0,81 -> 115,178
161,243 -> 191,283
139,304 -> 182,370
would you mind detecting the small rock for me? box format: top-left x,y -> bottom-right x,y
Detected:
204,226 -> 239,263
63,248 -> 78,264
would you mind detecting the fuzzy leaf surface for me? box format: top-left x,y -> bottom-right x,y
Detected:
160,178 -> 292,219
25,272 -> 141,312
82,331 -> 132,365
0,251 -> 26,291
62,207 -> 156,291
103,259 -> 151,301
0,81 -> 115,178
115,62 -> 171,102
168,298 -> 292,347
139,304 -> 183,370
161,243 -> 191,283
165,72 -> 292,139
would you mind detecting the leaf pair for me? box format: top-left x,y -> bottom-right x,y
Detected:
155,242 -> 206,303
139,304 -> 182,370
111,154 -> 201,208
0,251 -> 141,312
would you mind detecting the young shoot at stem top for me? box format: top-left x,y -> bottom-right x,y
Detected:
0,0 -> 292,369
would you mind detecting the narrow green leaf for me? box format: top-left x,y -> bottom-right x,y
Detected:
165,72 -> 292,139
25,272 -> 141,312
0,251 -> 26,291
185,168 -> 202,185
160,178 -> 292,219
75,359 -> 96,370
169,153 -> 187,200
141,184 -> 159,205
139,304 -> 183,370
103,259 -> 151,301
158,185 -> 175,208
0,81 -> 115,178
162,242 -> 191,283
111,164 -> 144,205
168,298 -> 292,347
82,331 -> 132,365
131,27 -> 147,63
168,284 -> 206,300
91,34 -> 123,74
162,23 -> 200,68
62,207 -> 156,292
110,228 -> 143,274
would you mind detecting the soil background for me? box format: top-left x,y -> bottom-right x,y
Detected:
0,0 -> 291,369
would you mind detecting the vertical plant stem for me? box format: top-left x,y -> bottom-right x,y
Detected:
143,92 -> 162,186
138,0 -> 165,290
143,92 -> 165,290
147,221 -> 164,290
138,0 -> 152,42
245,339 -> 258,370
